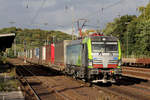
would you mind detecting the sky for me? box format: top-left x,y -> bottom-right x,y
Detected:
0,0 -> 149,34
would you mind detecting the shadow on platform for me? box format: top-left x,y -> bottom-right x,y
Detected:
15,64 -> 63,77
96,76 -> 149,87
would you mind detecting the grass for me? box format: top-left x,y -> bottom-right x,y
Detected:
0,65 -> 19,92
0,80 -> 19,91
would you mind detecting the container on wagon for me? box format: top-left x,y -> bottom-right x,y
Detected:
31,48 -> 36,63
54,40 -> 71,70
35,48 -> 40,59
32,48 -> 40,64
38,46 -> 42,64
30,49 -> 32,59
42,46 -> 46,64
46,45 -> 51,64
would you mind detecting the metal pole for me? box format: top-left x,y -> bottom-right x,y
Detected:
3,95 -> 5,100
9,21 -> 16,57
71,8 -> 75,40
26,0 -> 29,8
47,35 -> 48,45
14,39 -> 16,57
97,8 -> 103,32
127,30 -> 128,58
77,19 -> 87,37
24,40 -> 26,63
53,36 -> 54,43
125,20 -> 130,58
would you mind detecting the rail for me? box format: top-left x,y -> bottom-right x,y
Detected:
122,66 -> 150,80
17,65 -> 70,100
17,67 -> 41,100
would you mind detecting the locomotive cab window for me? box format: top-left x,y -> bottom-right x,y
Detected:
92,44 -> 105,53
92,42 -> 118,53
105,42 -> 118,53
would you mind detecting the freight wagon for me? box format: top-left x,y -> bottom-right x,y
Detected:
122,58 -> 150,67
25,45 -> 54,66
54,40 -> 71,70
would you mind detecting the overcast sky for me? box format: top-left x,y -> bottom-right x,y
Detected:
0,0 -> 149,34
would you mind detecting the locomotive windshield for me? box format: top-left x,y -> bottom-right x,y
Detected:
92,42 -> 118,53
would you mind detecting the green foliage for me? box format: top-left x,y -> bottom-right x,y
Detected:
7,48 -> 16,58
0,68 -> 18,91
0,52 -> 7,63
103,15 -> 137,56
103,3 -> 150,57
0,27 -> 73,55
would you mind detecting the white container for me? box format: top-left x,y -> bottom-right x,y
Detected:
42,46 -> 46,60
30,49 -> 32,59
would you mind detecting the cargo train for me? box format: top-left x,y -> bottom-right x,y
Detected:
122,58 -> 150,67
18,35 -> 122,83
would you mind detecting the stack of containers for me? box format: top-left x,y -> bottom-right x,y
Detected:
51,43 -> 55,64
31,48 -> 35,63
30,49 -> 32,59
39,46 -> 43,64
42,46 -> 46,64
46,45 -> 51,65
34,48 -> 40,64
54,40 -> 71,70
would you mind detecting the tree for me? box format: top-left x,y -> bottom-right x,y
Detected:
0,27 -> 73,57
103,15 -> 136,56
103,2 -> 150,57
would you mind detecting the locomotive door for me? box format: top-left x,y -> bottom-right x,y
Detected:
82,43 -> 88,77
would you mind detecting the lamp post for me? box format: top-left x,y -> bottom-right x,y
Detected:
125,22 -> 130,58
9,21 -> 16,57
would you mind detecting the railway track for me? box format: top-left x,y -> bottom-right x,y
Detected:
8,58 -> 150,100
69,75 -> 150,100
16,64 -> 108,100
17,70 -> 41,100
16,65 -> 106,100
122,66 -> 150,80
94,76 -> 150,100
16,65 -> 69,100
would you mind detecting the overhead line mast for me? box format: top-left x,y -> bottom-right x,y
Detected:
71,7 -> 75,40
26,0 -> 29,8
77,19 -> 87,37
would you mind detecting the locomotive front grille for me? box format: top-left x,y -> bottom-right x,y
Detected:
108,60 -> 117,64
93,60 -> 102,64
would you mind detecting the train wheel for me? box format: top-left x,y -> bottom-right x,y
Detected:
65,67 -> 70,75
86,79 -> 93,87
73,73 -> 77,80
88,82 -> 93,87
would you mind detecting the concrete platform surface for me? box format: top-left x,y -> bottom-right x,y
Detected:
0,91 -> 24,100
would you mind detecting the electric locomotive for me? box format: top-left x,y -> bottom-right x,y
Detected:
65,35 -> 122,83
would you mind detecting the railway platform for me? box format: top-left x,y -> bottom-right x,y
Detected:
0,91 -> 24,100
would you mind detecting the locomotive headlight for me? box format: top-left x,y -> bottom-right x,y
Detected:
102,38 -> 106,41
